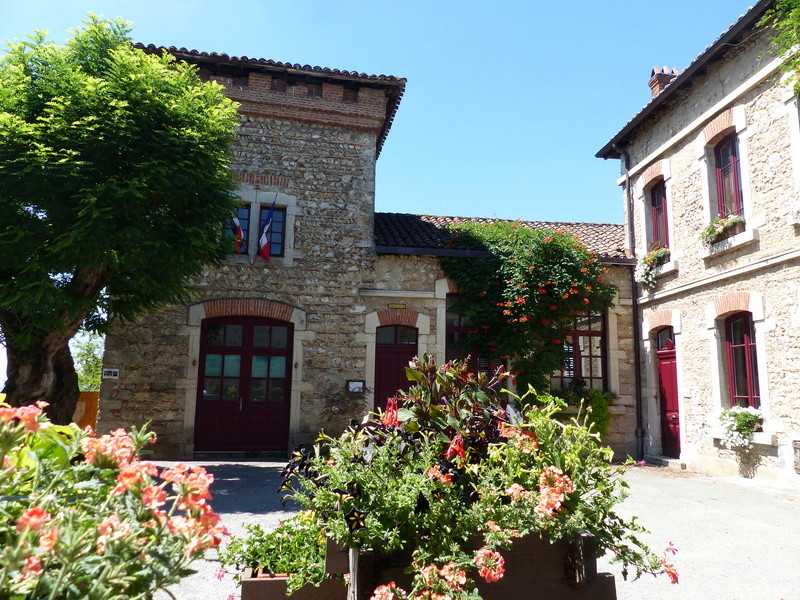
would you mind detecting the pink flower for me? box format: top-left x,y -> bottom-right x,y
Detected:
82,428 -> 136,466
39,526 -> 59,552
17,555 -> 43,581
427,465 -> 453,484
474,548 -> 505,583
370,581 -> 407,600
112,461 -> 158,495
439,562 -> 466,590
661,558 -> 679,584
141,485 -> 168,510
16,506 -> 50,532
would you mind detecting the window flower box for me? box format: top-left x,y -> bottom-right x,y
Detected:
700,214 -> 745,246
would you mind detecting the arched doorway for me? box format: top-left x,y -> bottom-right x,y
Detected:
195,316 -> 293,451
656,327 -> 680,458
374,325 -> 418,411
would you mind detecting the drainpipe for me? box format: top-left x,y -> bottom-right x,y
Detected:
612,143 -> 645,461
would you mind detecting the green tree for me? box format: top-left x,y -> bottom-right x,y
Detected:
0,16 -> 240,422
439,222 -> 617,392
71,332 -> 104,392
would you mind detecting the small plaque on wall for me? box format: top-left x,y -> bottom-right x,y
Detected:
388,303 -> 406,309
346,380 -> 365,393
102,368 -> 120,379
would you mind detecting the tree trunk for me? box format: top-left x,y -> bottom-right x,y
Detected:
3,341 -> 80,425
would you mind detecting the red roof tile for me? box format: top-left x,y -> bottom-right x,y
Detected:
375,213 -> 630,262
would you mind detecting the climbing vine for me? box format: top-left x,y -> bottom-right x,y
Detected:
762,0 -> 800,93
439,221 -> 617,392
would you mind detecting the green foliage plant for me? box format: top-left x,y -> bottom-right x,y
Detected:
0,398 -> 227,598
219,513 -> 327,593
634,244 -> 670,289
0,15 -> 240,420
70,332 -> 104,392
699,214 -> 745,245
762,0 -> 800,94
275,356 -> 673,600
438,222 -> 617,392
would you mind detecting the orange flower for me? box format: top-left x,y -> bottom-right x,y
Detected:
39,526 -> 59,552
16,506 -> 50,532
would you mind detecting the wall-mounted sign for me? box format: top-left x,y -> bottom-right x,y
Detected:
387,303 -> 406,309
102,368 -> 120,379
346,380 -> 365,393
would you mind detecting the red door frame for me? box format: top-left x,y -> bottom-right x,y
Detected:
195,316 -> 293,451
656,329 -> 680,458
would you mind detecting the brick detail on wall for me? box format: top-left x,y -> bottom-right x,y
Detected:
202,298 -> 295,322
235,171 -> 292,189
646,310 -> 675,333
641,161 -> 664,188
377,308 -> 419,327
713,291 -> 750,318
702,108 -> 734,145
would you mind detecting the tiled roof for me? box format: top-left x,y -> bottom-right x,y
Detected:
375,213 -> 630,262
134,44 -> 406,157
596,0 -> 771,159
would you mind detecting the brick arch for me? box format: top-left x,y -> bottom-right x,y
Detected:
188,298 -> 306,328
641,161 -> 664,189
234,171 -> 292,189
377,308 -> 419,328
646,310 -> 680,334
702,108 -> 734,145
713,292 -> 751,319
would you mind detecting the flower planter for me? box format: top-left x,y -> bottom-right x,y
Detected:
240,569 -> 346,600
362,533 -> 616,600
710,219 -> 745,245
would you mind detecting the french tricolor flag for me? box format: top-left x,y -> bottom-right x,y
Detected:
232,216 -> 244,253
258,201 -> 276,261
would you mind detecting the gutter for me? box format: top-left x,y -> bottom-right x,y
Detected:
613,143 -> 645,461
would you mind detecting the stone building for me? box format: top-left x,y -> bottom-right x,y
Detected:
597,0 -> 800,480
99,46 -> 637,459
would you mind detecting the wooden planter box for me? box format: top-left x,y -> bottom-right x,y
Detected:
242,533 -> 615,600
240,569 -> 346,600
710,220 -> 745,244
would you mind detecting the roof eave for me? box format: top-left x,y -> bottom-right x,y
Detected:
596,0 -> 773,160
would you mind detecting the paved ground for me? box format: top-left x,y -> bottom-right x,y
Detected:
159,461 -> 800,600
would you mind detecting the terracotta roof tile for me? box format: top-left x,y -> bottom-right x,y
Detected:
375,213 -> 630,262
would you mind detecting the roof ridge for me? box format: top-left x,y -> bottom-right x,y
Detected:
376,212 -> 623,228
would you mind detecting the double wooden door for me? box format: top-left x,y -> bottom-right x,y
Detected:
195,317 -> 292,451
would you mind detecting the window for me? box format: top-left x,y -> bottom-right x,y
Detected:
258,205 -> 286,258
714,133 -> 743,217
271,78 -> 286,92
225,205 -> 251,255
724,312 -> 760,408
551,312 -> 606,392
343,87 -> 358,103
307,82 -> 323,98
445,295 -> 504,375
649,180 -> 669,248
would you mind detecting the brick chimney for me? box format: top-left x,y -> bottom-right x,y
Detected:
648,67 -> 679,98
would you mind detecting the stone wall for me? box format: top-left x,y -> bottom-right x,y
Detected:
622,25 -> 800,479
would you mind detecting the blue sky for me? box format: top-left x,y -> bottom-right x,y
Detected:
0,0 -> 757,224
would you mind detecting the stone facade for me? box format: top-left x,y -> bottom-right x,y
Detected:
99,48 -> 637,459
599,1 -> 800,480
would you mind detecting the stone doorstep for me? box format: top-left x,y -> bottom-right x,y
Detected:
644,455 -> 688,471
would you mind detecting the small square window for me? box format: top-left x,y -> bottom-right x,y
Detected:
343,87 -> 358,103
307,82 -> 323,98
271,78 -> 287,92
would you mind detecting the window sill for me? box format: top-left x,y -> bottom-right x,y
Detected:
701,227 -> 759,259
711,428 -> 778,447
225,254 -> 293,267
654,259 -> 678,278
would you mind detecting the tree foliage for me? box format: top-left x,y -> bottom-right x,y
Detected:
439,222 -> 617,392
0,15 -> 240,416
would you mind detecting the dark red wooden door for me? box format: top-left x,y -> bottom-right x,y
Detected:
657,337 -> 681,458
195,317 -> 292,451
374,326 -> 418,411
